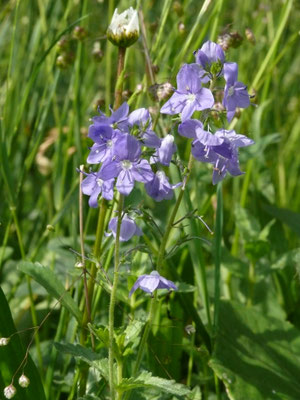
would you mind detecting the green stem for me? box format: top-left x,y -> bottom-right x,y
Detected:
213,182 -> 223,336
126,152 -> 195,399
79,199 -> 107,396
109,194 -> 124,400
114,47 -> 126,110
157,152 -> 194,270
247,260 -> 256,306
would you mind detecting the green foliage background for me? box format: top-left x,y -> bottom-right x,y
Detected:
0,0 -> 299,399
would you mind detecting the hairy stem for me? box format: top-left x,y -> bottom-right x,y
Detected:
109,194 -> 124,400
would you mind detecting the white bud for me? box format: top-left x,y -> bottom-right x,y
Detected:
107,7 -> 139,48
0,337 -> 10,346
18,374 -> 30,388
4,385 -> 16,399
75,261 -> 84,269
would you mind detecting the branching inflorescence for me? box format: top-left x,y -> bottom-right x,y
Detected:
78,11 -> 254,398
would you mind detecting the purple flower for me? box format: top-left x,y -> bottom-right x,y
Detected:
87,124 -> 119,164
194,40 -> 225,81
191,129 -> 254,184
81,171 -> 114,207
160,64 -> 214,121
151,134 -> 177,166
107,214 -> 142,242
92,102 -> 130,132
178,119 -> 224,146
145,171 -> 181,201
128,108 -> 160,148
99,133 -> 154,195
223,62 -> 250,122
129,270 -> 177,297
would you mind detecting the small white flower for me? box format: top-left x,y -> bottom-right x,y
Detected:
107,7 -> 139,47
4,385 -> 16,399
18,374 -> 30,388
0,337 -> 10,346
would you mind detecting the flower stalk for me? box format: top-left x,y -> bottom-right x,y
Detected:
108,193 -> 124,400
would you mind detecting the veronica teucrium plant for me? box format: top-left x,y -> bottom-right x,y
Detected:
76,11 -> 254,400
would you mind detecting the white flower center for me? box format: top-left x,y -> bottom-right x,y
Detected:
228,86 -> 235,97
156,171 -> 165,180
121,160 -> 132,170
96,178 -> 103,187
106,139 -> 113,148
186,93 -> 196,104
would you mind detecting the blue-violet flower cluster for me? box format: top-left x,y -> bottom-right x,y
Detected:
160,40 -> 254,183
82,102 -> 181,207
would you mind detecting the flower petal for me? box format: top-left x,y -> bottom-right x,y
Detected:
99,160 -> 121,180
116,170 -> 135,195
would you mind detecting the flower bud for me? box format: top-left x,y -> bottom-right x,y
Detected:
56,36 -> 70,54
75,261 -> 84,269
93,99 -> 105,112
173,1 -> 184,16
229,31 -> 243,48
0,337 -> 10,346
56,52 -> 74,69
107,7 -> 139,48
122,89 -> 132,101
217,31 -> 243,51
148,82 -> 173,102
18,374 -> 30,388
72,26 -> 87,41
46,224 -> 55,232
178,22 -> 185,34
217,33 -> 232,51
4,385 -> 16,399
185,324 -> 196,335
245,27 -> 256,45
92,42 -> 103,62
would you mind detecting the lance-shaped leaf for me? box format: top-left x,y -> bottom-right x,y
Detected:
117,370 -> 192,396
18,261 -> 82,322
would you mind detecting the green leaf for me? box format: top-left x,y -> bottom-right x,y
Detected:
117,370 -> 192,396
234,206 -> 261,241
263,204 -> 300,237
271,248 -> 300,270
87,324 -> 109,347
0,286 -> 46,400
0,246 -> 13,262
123,320 -> 145,348
245,239 -> 270,262
54,342 -> 109,380
221,247 -> 249,277
210,301 -> 300,400
18,261 -> 82,322
54,342 -> 100,362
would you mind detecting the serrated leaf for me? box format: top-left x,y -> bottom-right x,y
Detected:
124,320 -> 145,348
0,286 -> 46,400
88,324 -> 109,346
54,342 -> 109,380
54,342 -> 100,361
209,301 -> 300,400
18,261 -> 82,322
117,370 -> 192,396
